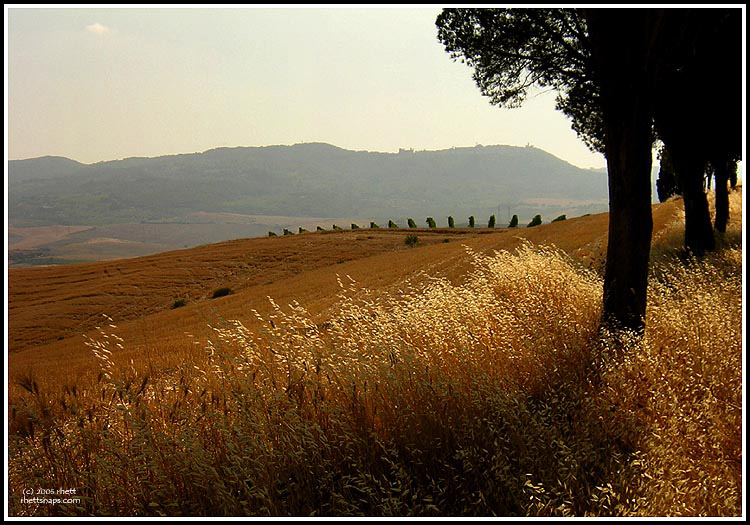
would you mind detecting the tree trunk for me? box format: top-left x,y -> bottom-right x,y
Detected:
713,160 -> 730,233
729,165 -> 738,189
670,145 -> 715,254
585,9 -> 662,332
681,174 -> 715,254
600,112 -> 655,332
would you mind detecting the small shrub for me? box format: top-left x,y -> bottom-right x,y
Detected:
408,218 -> 417,228
469,215 -> 475,228
389,220 -> 398,228
351,223 -> 360,230
552,215 -> 567,223
283,228 -> 294,235
488,214 -> 496,228
509,214 -> 519,228
171,298 -> 187,309
370,222 -> 380,229
448,216 -> 455,228
317,226 -> 325,231
405,234 -> 419,247
426,217 -> 436,228
333,224 -> 342,230
298,227 -> 308,234
268,231 -> 277,237
211,287 -> 233,299
527,215 -> 542,227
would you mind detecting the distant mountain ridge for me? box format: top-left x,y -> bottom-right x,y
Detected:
9,143 -> 610,227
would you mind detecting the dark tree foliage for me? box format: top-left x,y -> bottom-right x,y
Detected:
212,287 -> 233,299
436,8 -> 740,249
527,215 -> 542,227
468,215 -> 475,228
389,220 -> 398,228
426,217 -> 437,228
551,215 -> 566,222
438,8 -> 656,330
351,223 -> 360,230
448,216 -> 455,228
488,214 -> 496,228
370,222 -> 380,229
652,9 -> 741,253
408,218 -> 417,228
436,8 -> 605,153
509,215 -> 519,228
437,7 -> 742,331
268,231 -> 277,237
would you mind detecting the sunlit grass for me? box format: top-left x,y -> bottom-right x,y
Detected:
7,191 -> 742,516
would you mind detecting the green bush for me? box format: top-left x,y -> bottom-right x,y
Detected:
552,215 -> 567,223
299,227 -> 308,234
283,229 -> 294,235
509,215 -> 519,228
426,217 -> 436,228
317,226 -> 325,231
370,222 -> 380,229
405,234 -> 419,247
448,216 -> 455,228
171,298 -> 187,309
351,223 -> 360,230
333,224 -> 342,230
268,231 -> 277,237
388,220 -> 398,228
527,215 -> 543,228
469,216 -> 475,228
488,214 -> 496,228
408,218 -> 417,228
211,287 -> 233,299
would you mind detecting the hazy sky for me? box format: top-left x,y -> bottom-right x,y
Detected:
6,6 -> 611,168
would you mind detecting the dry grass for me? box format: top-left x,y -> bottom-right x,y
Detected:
7,192 -> 742,516
8,229 -> 465,352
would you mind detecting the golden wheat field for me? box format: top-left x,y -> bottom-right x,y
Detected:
6,191 -> 743,517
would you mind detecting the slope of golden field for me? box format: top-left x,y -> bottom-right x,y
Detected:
8,229 -> 458,352
8,201 -> 681,394
7,191 -> 742,517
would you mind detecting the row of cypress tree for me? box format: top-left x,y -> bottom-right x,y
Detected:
268,213 -> 564,236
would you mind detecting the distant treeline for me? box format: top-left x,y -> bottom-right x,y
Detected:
269,213 -> 567,236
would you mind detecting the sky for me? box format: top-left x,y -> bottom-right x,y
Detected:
6,6 -> 612,169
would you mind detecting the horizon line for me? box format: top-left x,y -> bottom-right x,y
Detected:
9,141 -> 608,170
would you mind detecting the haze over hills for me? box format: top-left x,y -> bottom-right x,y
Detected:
8,142 -> 626,265
9,142 -> 609,226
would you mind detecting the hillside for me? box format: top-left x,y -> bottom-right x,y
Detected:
7,192 -> 743,517
8,198 -> 681,386
9,143 -> 609,228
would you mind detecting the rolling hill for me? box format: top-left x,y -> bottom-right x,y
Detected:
8,197 -> 683,386
9,143 -> 610,228
8,191 -> 743,517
